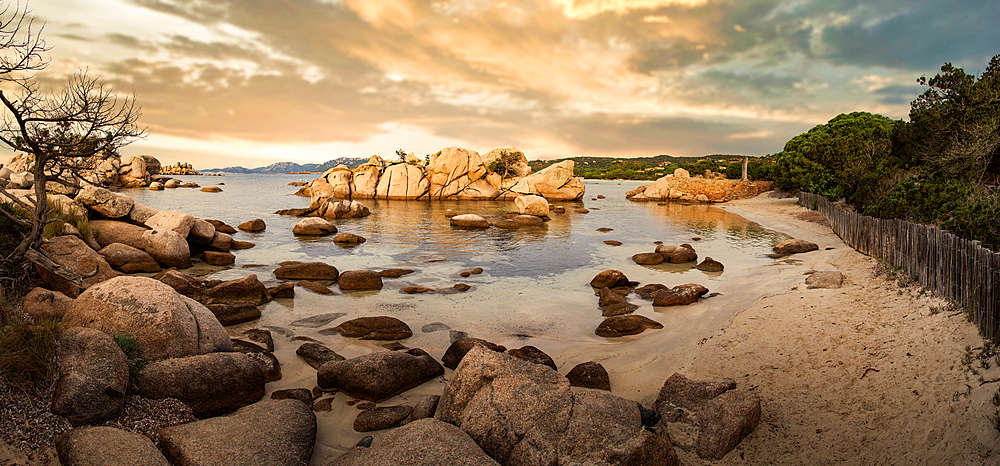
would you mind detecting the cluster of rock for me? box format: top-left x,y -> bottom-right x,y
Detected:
446,195 -> 555,230
626,167 -> 774,203
293,147 -> 585,209
2,153 -> 198,193
632,242 -> 724,273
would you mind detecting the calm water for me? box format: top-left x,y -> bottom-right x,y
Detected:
125,173 -> 789,457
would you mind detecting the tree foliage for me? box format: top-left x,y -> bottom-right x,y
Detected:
0,1 -> 144,290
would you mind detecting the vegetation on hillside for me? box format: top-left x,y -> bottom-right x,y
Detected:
528,154 -> 751,180
768,54 -> 1000,249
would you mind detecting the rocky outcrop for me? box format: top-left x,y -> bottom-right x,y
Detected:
627,175 -> 773,203
156,270 -> 270,325
63,276 -> 232,361
435,346 -> 678,465
75,185 -> 134,219
40,235 -> 119,289
158,399 -> 316,466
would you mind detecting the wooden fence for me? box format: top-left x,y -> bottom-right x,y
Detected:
798,192 -> 1000,340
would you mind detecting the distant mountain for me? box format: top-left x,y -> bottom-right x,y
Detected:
202,157 -> 373,174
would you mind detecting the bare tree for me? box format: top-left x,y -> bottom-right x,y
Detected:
0,1 -> 144,289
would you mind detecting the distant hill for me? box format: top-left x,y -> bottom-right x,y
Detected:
202,157 -> 370,174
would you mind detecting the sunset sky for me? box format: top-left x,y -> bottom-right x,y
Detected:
10,0 -> 999,169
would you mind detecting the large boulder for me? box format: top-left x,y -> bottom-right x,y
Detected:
566,361 -> 611,391
63,276 -> 233,361
90,220 -> 148,250
157,270 -> 270,308
56,426 -> 170,466
652,373 -> 761,460
274,262 -> 339,281
238,218 -> 266,232
317,199 -> 370,219
137,352 -> 265,418
442,338 -> 506,370
351,164 -> 381,198
98,243 -> 161,273
514,195 -> 549,217
158,399 -> 316,466
376,163 -> 430,199
482,147 -> 531,178
40,235 -> 118,289
317,348 -> 444,402
50,327 -> 129,426
436,346 -> 677,465
426,147 -> 487,199
330,418 -> 500,466
128,202 -> 159,224
75,185 -> 134,219
187,219 -> 217,246
144,210 -> 195,238
656,244 -> 698,263
450,214 -> 490,228
293,217 -> 337,236
142,228 -> 191,268
337,270 -> 384,291
510,160 -> 584,200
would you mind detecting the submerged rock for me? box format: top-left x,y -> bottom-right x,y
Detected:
595,315 -> 664,338
317,348 -> 444,402
334,316 -> 412,340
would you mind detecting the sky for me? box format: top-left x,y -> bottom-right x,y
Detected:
3,0 -> 998,169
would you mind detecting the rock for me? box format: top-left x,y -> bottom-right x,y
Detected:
271,388 -> 315,409
696,257 -> 725,273
242,351 -> 282,383
243,328 -> 274,351
329,418 -> 499,466
137,352 -> 265,418
506,345 -> 557,370
55,426 -> 170,466
379,269 -> 414,278
238,218 -> 266,232
314,398 -> 334,412
75,185 -> 134,219
453,283 -> 472,292
293,217 -> 336,235
128,202 -> 159,224
208,231 -> 233,251
144,210 -> 195,238
442,337 -> 506,370
206,219 -> 237,234
149,182 -> 164,190
317,348 -> 445,402
450,214 -> 490,228
408,395 -> 440,423
267,281 -> 294,298
334,316 -> 411,340
63,276 -> 232,361
589,269 -> 635,288
274,262 -> 339,281
40,235 -> 119,289
207,303 -> 262,326
657,243 -> 698,263
599,286 -> 639,316
157,270 -> 270,308
401,286 -> 433,294
297,342 -> 345,370
376,162 -> 429,199
805,270 -> 844,289
231,240 -> 255,250
566,361 -> 611,391
333,232 -> 366,244
436,346 -> 677,465
90,220 -> 148,250
632,252 -> 665,265
200,250 -> 235,266
772,239 -> 819,256
354,405 -> 413,432
512,214 -> 544,226
187,219 -> 216,246
596,315 -> 664,338
200,186 -> 222,193
51,327 -> 128,426
298,280 -> 333,294
652,373 -> 760,460
514,195 -> 549,217
99,243 -> 161,273
604,240 -> 623,246
142,229 -> 191,268
652,283 -> 709,306
23,287 -> 74,321
165,179 -> 180,188
290,312 -> 345,328
338,270 -> 383,291
158,399 -> 316,466
635,283 -> 669,299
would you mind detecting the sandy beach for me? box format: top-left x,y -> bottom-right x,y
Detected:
3,191 -> 998,465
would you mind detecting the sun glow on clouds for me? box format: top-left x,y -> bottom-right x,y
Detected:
554,0 -> 709,19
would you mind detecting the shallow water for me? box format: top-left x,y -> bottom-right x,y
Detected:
124,174 -> 790,459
